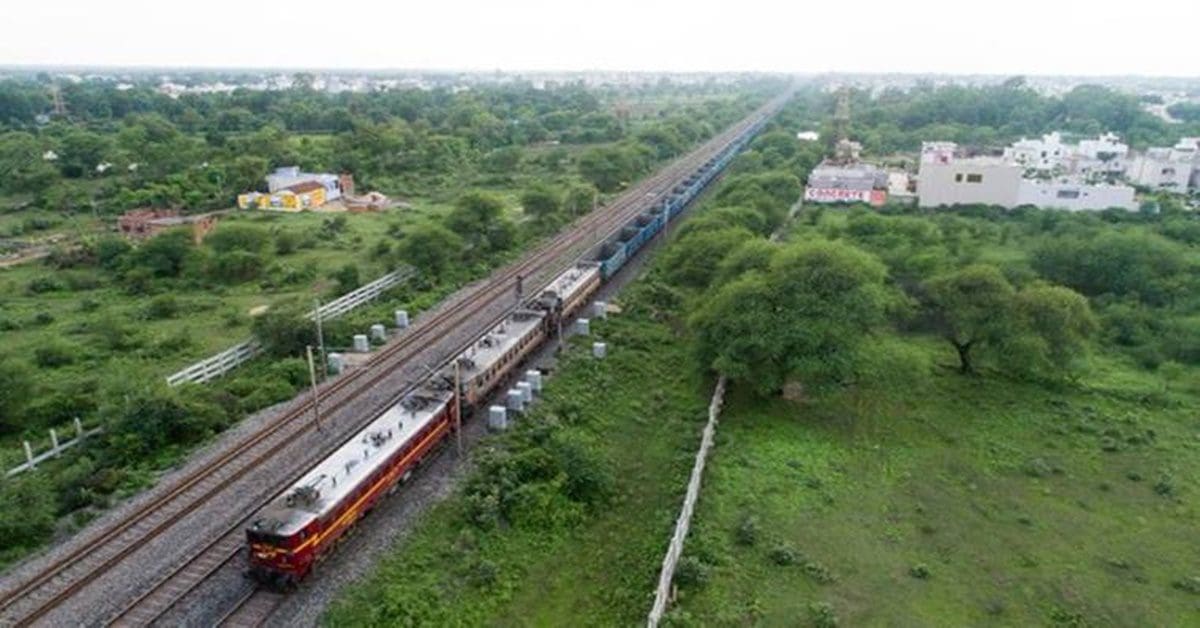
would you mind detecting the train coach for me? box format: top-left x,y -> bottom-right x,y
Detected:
247,383 -> 456,587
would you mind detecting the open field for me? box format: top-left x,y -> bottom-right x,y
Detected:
674,337 -> 1200,626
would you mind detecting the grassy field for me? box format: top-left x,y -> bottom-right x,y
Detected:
324,298 -> 716,626
673,336 -> 1200,627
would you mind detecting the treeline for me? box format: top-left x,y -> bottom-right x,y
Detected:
0,79 -> 765,215
643,109 -> 1200,398
796,79 -> 1200,156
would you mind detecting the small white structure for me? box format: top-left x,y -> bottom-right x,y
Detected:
352,334 -> 370,353
796,131 -> 820,142
370,324 -> 387,341
517,381 -> 533,403
593,342 -> 607,359
575,318 -> 590,335
488,405 -> 508,431
506,389 -> 525,412
327,352 -> 345,374
593,301 -> 607,319
394,310 -> 410,329
524,369 -> 543,392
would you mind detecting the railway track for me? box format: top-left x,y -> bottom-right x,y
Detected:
0,97 -> 785,627
215,589 -> 284,628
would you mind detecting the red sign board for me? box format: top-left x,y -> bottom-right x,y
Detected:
804,187 -> 887,206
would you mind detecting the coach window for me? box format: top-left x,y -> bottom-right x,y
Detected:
966,174 -> 983,183
954,173 -> 963,182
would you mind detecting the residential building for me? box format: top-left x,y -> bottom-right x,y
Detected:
1003,132 -> 1129,179
265,166 -> 345,201
1126,138 -> 1200,191
917,142 -> 1137,211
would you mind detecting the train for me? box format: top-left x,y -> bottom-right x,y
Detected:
244,112 -> 770,588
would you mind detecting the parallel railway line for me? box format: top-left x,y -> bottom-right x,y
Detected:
0,96 -> 784,627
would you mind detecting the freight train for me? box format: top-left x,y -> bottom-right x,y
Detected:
244,113 -> 769,588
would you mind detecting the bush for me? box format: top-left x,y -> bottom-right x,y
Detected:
735,514 -> 759,546
34,342 -> 77,368
143,294 -> 180,319
909,563 -> 932,579
26,276 -> 64,294
274,230 -> 299,255
769,544 -> 800,566
674,555 -> 711,589
808,601 -> 839,628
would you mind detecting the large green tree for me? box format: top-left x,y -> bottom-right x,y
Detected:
923,264 -> 1017,374
691,240 -> 890,395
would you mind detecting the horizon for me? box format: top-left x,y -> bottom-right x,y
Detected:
4,0 -> 1199,78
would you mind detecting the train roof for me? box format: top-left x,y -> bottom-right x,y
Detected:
250,386 -> 453,537
541,262 -> 600,304
456,308 -> 546,379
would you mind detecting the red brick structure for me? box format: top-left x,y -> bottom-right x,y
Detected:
118,209 -> 220,244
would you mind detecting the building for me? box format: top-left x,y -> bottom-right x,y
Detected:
239,167 -> 354,211
1126,138 -> 1200,191
804,162 -> 888,206
118,209 -> 220,243
917,142 -> 1137,211
1003,132 -> 1129,180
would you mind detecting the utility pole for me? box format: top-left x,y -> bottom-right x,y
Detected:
306,345 -> 324,433
453,360 -> 463,457
313,299 -> 327,377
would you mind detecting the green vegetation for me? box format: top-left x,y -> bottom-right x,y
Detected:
325,287 -> 713,626
326,93 -> 1200,625
0,78 -> 764,568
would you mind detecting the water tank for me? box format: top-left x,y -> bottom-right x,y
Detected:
353,334 -> 369,353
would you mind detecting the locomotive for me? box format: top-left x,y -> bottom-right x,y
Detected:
245,110 -> 771,587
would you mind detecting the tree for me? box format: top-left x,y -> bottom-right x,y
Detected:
690,240 -> 890,395
446,191 -> 515,258
252,304 -> 318,359
206,224 -> 268,253
577,146 -> 638,192
1011,284 -> 1097,375
395,220 -> 464,278
1030,231 -> 1189,306
520,184 -> 562,224
132,229 -> 193,278
332,263 -> 361,294
661,227 -> 754,289
564,183 -> 597,215
923,264 -> 1016,374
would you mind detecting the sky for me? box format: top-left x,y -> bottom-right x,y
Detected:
2,0 -> 1198,77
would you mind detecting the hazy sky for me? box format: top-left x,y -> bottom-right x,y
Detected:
3,0 -> 1198,76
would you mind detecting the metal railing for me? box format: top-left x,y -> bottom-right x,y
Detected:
166,268 -> 416,386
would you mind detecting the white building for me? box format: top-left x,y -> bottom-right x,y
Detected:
1126,138 -> 1200,191
1003,132 -> 1129,180
265,166 -> 344,201
918,142 -> 1137,211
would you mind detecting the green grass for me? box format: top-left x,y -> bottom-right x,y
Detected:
324,303 -> 715,626
673,337 -> 1200,627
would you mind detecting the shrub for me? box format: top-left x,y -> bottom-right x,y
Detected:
735,514 -> 759,546
274,230 -> 299,255
143,295 -> 180,320
674,555 -> 710,589
26,276 -> 64,294
909,563 -> 932,579
1172,576 -> 1200,594
808,602 -> 839,628
31,311 -> 55,326
769,544 -> 800,566
34,342 -> 76,368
